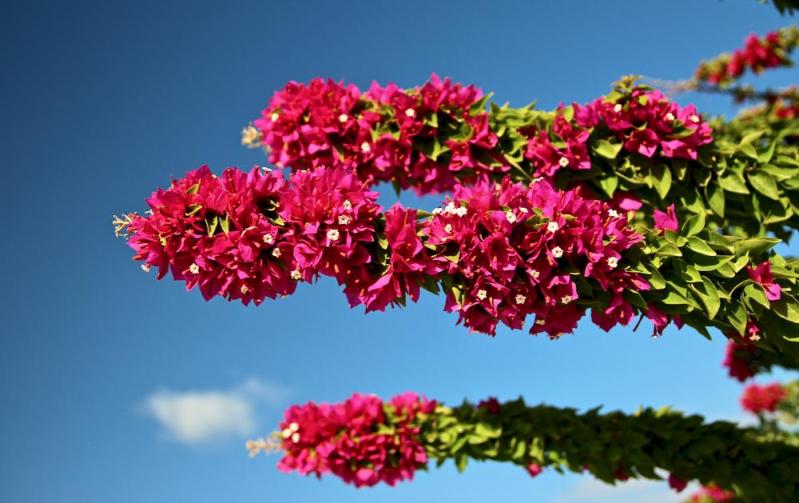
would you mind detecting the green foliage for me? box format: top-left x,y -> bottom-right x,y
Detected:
421,399 -> 799,502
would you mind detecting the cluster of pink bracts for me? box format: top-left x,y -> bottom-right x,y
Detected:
276,392 -> 435,487
740,382 -> 788,414
126,163 -> 652,337
250,75 -> 713,195
695,30 -> 794,85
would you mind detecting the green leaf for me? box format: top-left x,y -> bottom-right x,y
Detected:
686,236 -> 717,256
682,213 -> 706,237
219,214 -> 230,236
652,164 -> 672,199
747,171 -> 780,200
733,237 -> 780,256
739,142 -> 759,160
657,243 -> 682,257
773,293 -> 799,324
596,175 -> 618,198
205,215 -> 219,236
593,139 -> 623,159
743,283 -> 770,310
728,301 -> 748,336
717,172 -> 750,194
707,183 -> 725,218
690,277 -> 721,320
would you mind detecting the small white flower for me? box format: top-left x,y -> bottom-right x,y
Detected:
455,206 -> 468,217
405,108 -> 416,117
338,215 -> 352,225
665,112 -> 675,121
291,432 -> 300,443
608,209 -> 620,218
361,141 -> 371,153
690,114 -> 700,123
289,422 -> 299,432
505,211 -> 517,224
290,270 -> 302,280
141,264 -> 151,273
342,200 -> 352,210
552,246 -> 564,258
528,269 -> 540,280
558,157 -> 569,168
607,257 -> 619,269
547,221 -> 559,233
189,263 -> 200,274
272,248 -> 282,258
338,113 -> 348,123
613,104 -> 623,113
327,229 -> 340,241
519,207 -> 529,214
476,289 -> 488,300
432,207 -> 443,215
270,112 -> 279,122
282,428 -> 292,439
444,224 -> 453,233
515,294 -> 526,305
241,285 -> 250,295
535,319 -> 546,326
263,233 -> 274,245
561,295 -> 572,304
445,202 -> 458,214
261,166 -> 272,172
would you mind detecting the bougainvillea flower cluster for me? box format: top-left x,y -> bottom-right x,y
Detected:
423,178 -> 648,335
123,166 -> 655,338
250,74 -> 506,194
723,341 -> 760,382
694,26 -> 799,86
747,260 -> 782,301
275,392 -> 435,487
524,88 -> 713,179
740,382 -> 788,414
687,485 -> 737,503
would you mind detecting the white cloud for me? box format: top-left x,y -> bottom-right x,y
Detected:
143,378 -> 289,445
554,476 -> 693,503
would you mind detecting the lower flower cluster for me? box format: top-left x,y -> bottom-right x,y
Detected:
275,392 -> 435,487
123,166 -> 650,337
740,382 -> 788,414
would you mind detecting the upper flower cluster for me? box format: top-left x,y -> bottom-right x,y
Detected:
524,88 -> 713,178
695,26 -> 799,86
276,392 -> 435,487
250,74 -> 506,194
740,382 -> 788,414
423,178 -> 648,336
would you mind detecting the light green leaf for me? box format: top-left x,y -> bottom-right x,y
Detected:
747,171 -> 780,200
686,236 -> 717,256
594,139 -> 623,159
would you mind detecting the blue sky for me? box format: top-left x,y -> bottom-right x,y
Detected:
1,1 -> 797,501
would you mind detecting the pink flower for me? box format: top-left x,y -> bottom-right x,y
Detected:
723,341 -> 758,382
477,397 -> 501,414
740,382 -> 787,414
747,260 -> 781,301
689,485 -> 736,502
277,392 -> 435,487
653,204 -> 679,233
526,463 -> 543,477
668,473 -> 688,492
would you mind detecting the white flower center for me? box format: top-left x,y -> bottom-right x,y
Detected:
547,221 -> 559,233
476,289 -> 488,300
515,294 -> 526,305
444,224 -> 453,233
361,142 -> 371,153
290,270 -> 302,280
291,432 -> 300,443
189,263 -> 200,274
270,112 -> 279,122
272,248 -> 282,258
405,108 -> 416,117
552,246 -> 564,258
558,157 -> 569,168
561,295 -> 572,304
263,233 -> 274,244
327,229 -> 340,241
506,211 -> 517,224
608,209 -> 620,218
665,112 -> 675,121
613,104 -> 623,113
338,113 -> 348,123
141,264 -> 151,273
342,200 -> 352,210
607,257 -> 618,269
240,285 -> 250,294
690,114 -> 700,123
338,215 -> 352,225
528,269 -> 540,279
